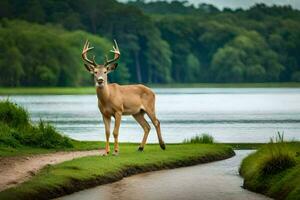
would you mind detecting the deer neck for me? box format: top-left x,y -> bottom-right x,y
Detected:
96,83 -> 110,103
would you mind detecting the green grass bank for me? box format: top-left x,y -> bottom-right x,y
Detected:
240,142 -> 300,200
0,99 -> 108,157
0,143 -> 234,200
0,100 -> 76,155
0,140 -> 104,157
0,82 -> 299,95
0,141 -> 264,157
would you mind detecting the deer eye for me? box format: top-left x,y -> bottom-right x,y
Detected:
104,71 -> 107,74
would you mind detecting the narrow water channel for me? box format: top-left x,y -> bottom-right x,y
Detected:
56,150 -> 271,200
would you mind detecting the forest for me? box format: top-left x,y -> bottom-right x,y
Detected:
0,0 -> 300,86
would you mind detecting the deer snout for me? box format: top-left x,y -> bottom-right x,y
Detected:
97,76 -> 104,83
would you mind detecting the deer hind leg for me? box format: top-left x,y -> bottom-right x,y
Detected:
133,111 -> 151,151
112,112 -> 122,155
145,110 -> 166,150
102,116 -> 111,156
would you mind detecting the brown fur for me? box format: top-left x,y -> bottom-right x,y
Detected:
96,83 -> 165,154
82,40 -> 165,155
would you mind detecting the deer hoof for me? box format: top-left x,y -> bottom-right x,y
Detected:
160,143 -> 166,150
138,147 -> 144,151
112,151 -> 119,156
102,152 -> 109,156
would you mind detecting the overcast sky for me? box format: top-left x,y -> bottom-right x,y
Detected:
121,0 -> 300,10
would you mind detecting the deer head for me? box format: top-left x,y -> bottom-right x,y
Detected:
82,40 -> 120,87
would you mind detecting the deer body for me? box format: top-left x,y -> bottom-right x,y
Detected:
97,84 -> 153,116
82,40 -> 165,155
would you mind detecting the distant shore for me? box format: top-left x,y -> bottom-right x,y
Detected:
0,82 -> 299,95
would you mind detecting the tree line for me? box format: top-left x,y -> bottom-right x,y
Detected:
0,0 -> 299,86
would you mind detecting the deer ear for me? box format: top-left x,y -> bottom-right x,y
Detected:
107,63 -> 118,73
84,64 -> 94,74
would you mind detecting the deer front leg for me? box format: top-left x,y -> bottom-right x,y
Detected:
112,112 -> 122,155
103,115 -> 111,156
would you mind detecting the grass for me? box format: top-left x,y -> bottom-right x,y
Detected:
0,100 -> 73,151
0,142 -> 267,157
183,133 -> 214,144
0,99 -> 29,127
0,143 -> 234,200
0,99 -> 106,157
260,133 -> 296,175
0,140 -> 104,157
0,141 -> 267,158
240,140 -> 300,200
0,82 -> 299,95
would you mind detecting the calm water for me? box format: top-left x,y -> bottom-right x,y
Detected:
1,88 -> 300,143
56,150 -> 270,200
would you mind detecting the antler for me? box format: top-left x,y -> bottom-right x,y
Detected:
104,40 -> 120,66
82,40 -> 98,66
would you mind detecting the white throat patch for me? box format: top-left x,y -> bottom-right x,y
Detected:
95,82 -> 104,88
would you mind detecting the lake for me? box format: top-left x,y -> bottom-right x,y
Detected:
1,88 -> 300,143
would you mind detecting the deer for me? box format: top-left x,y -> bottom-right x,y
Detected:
81,40 -> 166,156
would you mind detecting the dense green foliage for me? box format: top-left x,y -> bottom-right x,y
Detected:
0,143 -> 234,199
240,142 -> 300,199
0,100 -> 73,148
0,20 -> 130,86
0,0 -> 300,86
129,0 -> 219,14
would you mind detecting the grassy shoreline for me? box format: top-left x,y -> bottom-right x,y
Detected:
0,143 -> 234,200
0,141 -> 104,157
0,82 -> 299,95
0,141 -> 264,157
240,142 -> 300,200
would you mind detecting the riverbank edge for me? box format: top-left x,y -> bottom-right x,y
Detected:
239,142 -> 300,200
0,145 -> 235,200
0,142 -> 264,157
0,83 -> 300,95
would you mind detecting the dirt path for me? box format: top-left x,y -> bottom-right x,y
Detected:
0,149 -> 104,191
